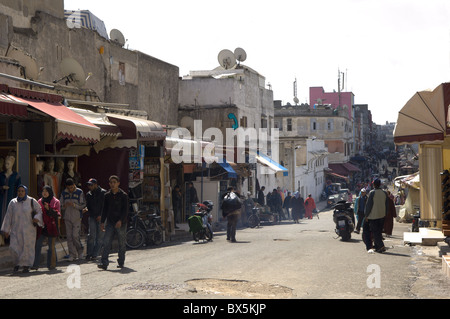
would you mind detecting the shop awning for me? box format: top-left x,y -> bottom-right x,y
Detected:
329,162 -> 361,176
218,160 -> 238,178
0,93 -> 28,118
256,151 -> 288,176
325,171 -> 349,182
69,108 -> 121,137
394,82 -> 450,145
14,96 -> 101,142
107,113 -> 166,141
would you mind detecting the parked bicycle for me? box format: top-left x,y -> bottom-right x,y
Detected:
126,211 -> 164,249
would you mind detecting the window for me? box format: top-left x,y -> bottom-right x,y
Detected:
327,119 -> 334,131
240,116 -> 248,128
287,119 -> 292,131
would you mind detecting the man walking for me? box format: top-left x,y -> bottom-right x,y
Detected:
60,178 -> 86,261
363,179 -> 388,253
83,178 -> 106,261
222,187 -> 242,243
98,175 -> 129,270
354,188 -> 368,234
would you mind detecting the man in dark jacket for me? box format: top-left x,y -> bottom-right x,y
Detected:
84,178 -> 106,261
257,186 -> 266,206
98,175 -> 129,270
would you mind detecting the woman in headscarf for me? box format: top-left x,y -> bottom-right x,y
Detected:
1,185 -> 43,273
291,192 -> 305,224
32,185 -> 61,270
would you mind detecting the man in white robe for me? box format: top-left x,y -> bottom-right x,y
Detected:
1,185 -> 43,272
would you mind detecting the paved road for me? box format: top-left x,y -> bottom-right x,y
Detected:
2,206 -> 449,300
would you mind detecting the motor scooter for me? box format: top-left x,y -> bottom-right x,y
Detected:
333,200 -> 355,241
188,201 -> 214,242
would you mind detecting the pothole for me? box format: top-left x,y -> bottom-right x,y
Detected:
185,278 -> 294,299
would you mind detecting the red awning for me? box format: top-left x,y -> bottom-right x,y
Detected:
14,96 -> 100,143
329,162 -> 361,176
0,93 -> 28,118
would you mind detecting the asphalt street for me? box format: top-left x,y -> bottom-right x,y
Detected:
1,204 -> 449,300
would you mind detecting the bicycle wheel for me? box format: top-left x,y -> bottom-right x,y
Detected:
126,228 -> 145,249
247,214 -> 259,228
151,227 -> 163,246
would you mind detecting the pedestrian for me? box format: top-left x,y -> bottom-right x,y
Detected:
283,192 -> 292,220
291,192 -> 305,223
83,178 -> 106,261
304,194 -> 316,219
383,191 -> 397,237
257,186 -> 265,206
353,188 -> 368,234
172,185 -> 182,229
187,182 -> 199,217
32,185 -> 61,271
363,178 -> 388,253
221,187 -> 242,243
60,178 -> 86,261
272,188 -> 284,220
1,185 -> 43,273
98,175 -> 129,270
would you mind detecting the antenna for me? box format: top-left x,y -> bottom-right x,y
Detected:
53,57 -> 86,88
234,48 -> 247,65
293,78 -> 299,105
218,49 -> 236,70
110,29 -> 126,47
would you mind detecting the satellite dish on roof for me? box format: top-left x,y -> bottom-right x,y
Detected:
110,29 -> 126,47
234,48 -> 247,64
218,49 -> 236,70
7,48 -> 40,80
54,57 -> 86,88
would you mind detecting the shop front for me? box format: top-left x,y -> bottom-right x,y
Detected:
394,82 -> 450,228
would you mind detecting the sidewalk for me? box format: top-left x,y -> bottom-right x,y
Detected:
0,227 -> 193,272
0,200 -> 330,271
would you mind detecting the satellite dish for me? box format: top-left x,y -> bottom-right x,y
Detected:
234,48 -> 247,64
110,29 -> 126,47
7,48 -> 40,80
294,97 -> 300,105
218,49 -> 236,70
55,57 -> 86,88
180,116 -> 194,133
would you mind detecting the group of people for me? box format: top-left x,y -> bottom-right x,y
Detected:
0,175 -> 129,273
257,186 -> 317,223
353,178 -> 397,253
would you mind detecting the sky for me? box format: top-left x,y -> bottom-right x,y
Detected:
64,0 -> 450,125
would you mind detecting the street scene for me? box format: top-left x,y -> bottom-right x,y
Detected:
0,0 -> 450,307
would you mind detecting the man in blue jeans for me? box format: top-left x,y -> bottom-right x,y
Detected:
84,178 -> 106,261
98,175 -> 129,270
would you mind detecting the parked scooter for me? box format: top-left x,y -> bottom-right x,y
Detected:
188,201 -> 214,242
333,200 -> 355,241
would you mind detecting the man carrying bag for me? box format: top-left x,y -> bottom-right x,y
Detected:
221,187 -> 242,243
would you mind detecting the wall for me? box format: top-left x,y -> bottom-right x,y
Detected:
310,86 -> 354,120
0,8 -> 179,125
